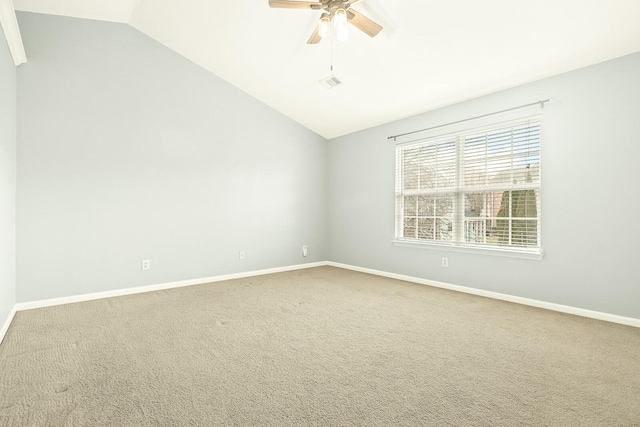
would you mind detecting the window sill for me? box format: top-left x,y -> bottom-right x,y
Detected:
392,239 -> 544,260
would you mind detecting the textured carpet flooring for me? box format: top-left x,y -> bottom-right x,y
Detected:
1,266 -> 639,426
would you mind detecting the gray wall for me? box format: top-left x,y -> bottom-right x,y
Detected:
328,52 -> 640,319
0,35 -> 16,324
11,12 -> 640,321
16,13 -> 327,302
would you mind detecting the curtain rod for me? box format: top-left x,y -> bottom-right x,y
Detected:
387,99 -> 552,142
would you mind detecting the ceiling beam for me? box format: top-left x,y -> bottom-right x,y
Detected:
0,0 -> 26,66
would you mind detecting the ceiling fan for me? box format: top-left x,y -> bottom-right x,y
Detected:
269,0 -> 383,44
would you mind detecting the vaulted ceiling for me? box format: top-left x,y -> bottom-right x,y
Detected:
12,0 -> 640,138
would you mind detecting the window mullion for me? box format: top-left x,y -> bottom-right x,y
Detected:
455,135 -> 464,243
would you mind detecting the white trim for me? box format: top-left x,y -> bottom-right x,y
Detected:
392,239 -> 544,260
327,261 -> 640,328
0,305 -> 17,345
15,261 -> 328,311
0,0 -> 27,65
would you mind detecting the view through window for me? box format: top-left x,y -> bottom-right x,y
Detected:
395,118 -> 541,252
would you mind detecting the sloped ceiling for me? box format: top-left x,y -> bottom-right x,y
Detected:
12,0 -> 640,139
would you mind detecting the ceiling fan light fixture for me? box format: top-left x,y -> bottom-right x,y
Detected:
268,0 -> 383,44
333,8 -> 347,28
318,13 -> 331,38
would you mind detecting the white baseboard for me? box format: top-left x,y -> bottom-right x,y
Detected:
0,305 -> 17,345
15,261 -> 329,312
9,260 -> 639,330
327,262 -> 640,328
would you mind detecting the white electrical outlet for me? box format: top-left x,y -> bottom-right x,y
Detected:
302,245 -> 308,257
239,250 -> 245,260
141,259 -> 150,271
442,257 -> 448,268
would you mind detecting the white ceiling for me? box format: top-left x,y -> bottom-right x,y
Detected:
12,0 -> 640,139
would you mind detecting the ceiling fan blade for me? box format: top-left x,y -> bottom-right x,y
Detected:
347,9 -> 383,38
307,26 -> 322,44
269,0 -> 322,10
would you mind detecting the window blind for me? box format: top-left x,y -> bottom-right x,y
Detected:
395,118 -> 541,251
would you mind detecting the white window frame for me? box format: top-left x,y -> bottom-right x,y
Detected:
393,114 -> 543,260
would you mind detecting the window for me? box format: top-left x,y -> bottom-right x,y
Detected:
395,117 -> 541,254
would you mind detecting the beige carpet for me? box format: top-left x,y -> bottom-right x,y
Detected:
1,266 -> 639,426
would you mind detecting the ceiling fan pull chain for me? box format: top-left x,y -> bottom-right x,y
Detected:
330,38 -> 333,71
330,36 -> 334,72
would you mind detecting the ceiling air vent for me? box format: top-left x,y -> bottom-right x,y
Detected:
318,75 -> 342,89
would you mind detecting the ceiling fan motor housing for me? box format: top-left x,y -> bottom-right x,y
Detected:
319,0 -> 353,15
